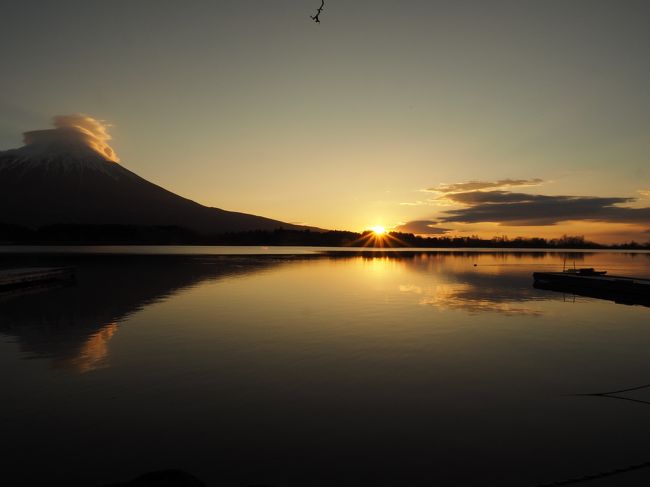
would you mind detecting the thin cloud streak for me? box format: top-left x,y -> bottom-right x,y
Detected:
427,178 -> 544,194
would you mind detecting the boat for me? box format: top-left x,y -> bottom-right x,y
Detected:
533,268 -> 650,307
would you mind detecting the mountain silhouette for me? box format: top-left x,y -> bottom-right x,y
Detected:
0,123 -> 310,234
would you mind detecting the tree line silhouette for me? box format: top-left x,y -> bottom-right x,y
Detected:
1,223 -> 648,248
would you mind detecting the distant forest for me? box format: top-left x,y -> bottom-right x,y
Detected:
1,223 -> 648,249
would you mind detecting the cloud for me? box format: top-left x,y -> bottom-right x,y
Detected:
438,190 -> 650,226
443,190 -> 549,205
427,178 -> 543,194
22,114 -> 119,162
399,201 -> 429,206
400,198 -> 456,207
393,220 -> 453,235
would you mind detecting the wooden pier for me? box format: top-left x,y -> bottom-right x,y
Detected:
533,271 -> 650,307
533,271 -> 650,293
0,267 -> 76,290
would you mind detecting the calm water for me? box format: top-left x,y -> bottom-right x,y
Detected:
1,248 -> 650,486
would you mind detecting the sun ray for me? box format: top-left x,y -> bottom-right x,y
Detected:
347,226 -> 409,248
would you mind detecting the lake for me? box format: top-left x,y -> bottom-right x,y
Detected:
1,248 -> 650,486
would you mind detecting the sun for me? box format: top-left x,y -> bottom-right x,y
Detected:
352,225 -> 405,247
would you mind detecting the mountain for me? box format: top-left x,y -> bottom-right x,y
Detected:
0,123 -> 309,234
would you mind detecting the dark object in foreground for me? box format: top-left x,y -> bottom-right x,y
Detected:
533,269 -> 650,307
104,469 -> 206,487
0,267 -> 75,290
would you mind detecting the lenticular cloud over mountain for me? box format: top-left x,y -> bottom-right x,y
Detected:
22,114 -> 119,162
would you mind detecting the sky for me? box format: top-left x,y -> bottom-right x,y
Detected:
1,0 -> 649,243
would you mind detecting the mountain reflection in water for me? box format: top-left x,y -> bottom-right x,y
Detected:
0,254 -> 281,372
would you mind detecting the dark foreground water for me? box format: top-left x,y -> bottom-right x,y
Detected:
1,248 -> 650,486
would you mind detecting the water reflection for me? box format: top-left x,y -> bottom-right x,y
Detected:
379,253 -> 549,315
534,280 -> 650,308
55,322 -> 119,373
2,251 -> 648,373
368,251 -> 650,312
0,255 -> 283,372
0,250 -> 650,486
400,283 -> 544,315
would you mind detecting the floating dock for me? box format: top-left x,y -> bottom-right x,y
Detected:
533,271 -> 650,306
0,267 -> 76,290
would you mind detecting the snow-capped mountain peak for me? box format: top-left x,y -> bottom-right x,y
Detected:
0,115 -> 127,177
0,114 -> 306,235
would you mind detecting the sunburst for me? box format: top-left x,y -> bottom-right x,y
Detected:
349,226 -> 407,248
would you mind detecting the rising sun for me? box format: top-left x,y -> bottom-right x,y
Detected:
370,225 -> 386,235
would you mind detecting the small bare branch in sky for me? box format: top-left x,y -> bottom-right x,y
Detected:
311,0 -> 325,23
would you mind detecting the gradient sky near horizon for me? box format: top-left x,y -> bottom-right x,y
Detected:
1,0 -> 649,242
